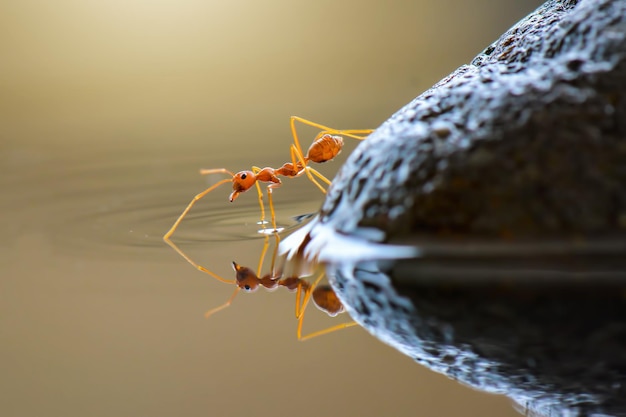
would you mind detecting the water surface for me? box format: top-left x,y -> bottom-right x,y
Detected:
0,1 -> 545,416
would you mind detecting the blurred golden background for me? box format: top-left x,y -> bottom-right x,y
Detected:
1,1 -> 543,416
2,0 -> 541,150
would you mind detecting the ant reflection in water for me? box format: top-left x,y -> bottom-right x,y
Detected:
164,233 -> 358,341
163,116 -> 373,238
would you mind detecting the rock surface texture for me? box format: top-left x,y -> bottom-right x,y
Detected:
321,0 -> 626,241
309,1 -> 626,416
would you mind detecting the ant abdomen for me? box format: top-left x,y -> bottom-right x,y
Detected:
312,285 -> 344,317
307,134 -> 344,163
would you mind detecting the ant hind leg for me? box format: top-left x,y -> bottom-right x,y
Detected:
291,115 -> 374,143
295,273 -> 358,341
290,145 -> 328,193
255,232 -> 281,277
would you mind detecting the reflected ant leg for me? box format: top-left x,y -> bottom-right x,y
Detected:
267,232 -> 281,275
162,238 -> 236,285
295,273 -> 358,341
205,234 -> 280,318
265,181 -> 282,231
294,273 -> 316,320
205,286 -> 240,318
255,233 -> 280,278
164,173 -> 234,240
256,233 -> 271,277
299,316 -> 359,341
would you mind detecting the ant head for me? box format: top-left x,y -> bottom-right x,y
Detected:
232,261 -> 260,292
229,171 -> 256,202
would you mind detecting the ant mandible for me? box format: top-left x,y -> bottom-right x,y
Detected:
163,116 -> 373,239
164,232 -> 358,340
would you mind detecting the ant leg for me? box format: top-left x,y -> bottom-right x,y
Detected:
332,129 -> 374,140
289,145 -> 336,195
266,182 -> 281,231
290,145 -> 327,194
291,116 -> 351,158
291,115 -> 374,142
312,128 -> 374,141
205,286 -> 240,318
295,272 -> 323,319
164,177 -> 233,240
199,168 -> 235,176
305,165 -> 332,186
290,116 -> 314,163
163,238 -> 236,284
295,274 -> 359,341
251,166 -> 267,226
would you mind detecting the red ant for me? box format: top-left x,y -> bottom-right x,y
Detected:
163,116 -> 373,239
164,233 -> 358,340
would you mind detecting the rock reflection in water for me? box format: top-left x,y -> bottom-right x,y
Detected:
323,237 -> 626,417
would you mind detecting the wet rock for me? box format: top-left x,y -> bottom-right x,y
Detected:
309,0 -> 626,415
328,259 -> 626,417
320,0 -> 626,241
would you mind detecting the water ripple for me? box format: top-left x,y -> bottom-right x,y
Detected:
1,144 -> 325,261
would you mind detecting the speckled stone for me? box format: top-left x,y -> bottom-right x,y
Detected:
312,1 -> 626,416
320,0 -> 626,241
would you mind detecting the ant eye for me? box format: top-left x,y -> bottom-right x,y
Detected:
244,285 -> 251,291
241,173 -> 247,180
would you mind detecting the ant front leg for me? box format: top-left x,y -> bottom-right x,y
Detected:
250,166 -> 267,227
252,166 -> 282,231
204,286 -> 240,318
164,170 -> 235,240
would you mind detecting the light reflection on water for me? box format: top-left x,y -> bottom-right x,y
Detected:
1,141 -> 322,258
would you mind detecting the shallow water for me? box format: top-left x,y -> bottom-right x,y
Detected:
0,1 -> 546,416
1,133 -> 526,417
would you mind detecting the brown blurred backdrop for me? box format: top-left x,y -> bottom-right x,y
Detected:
1,1 -> 543,417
